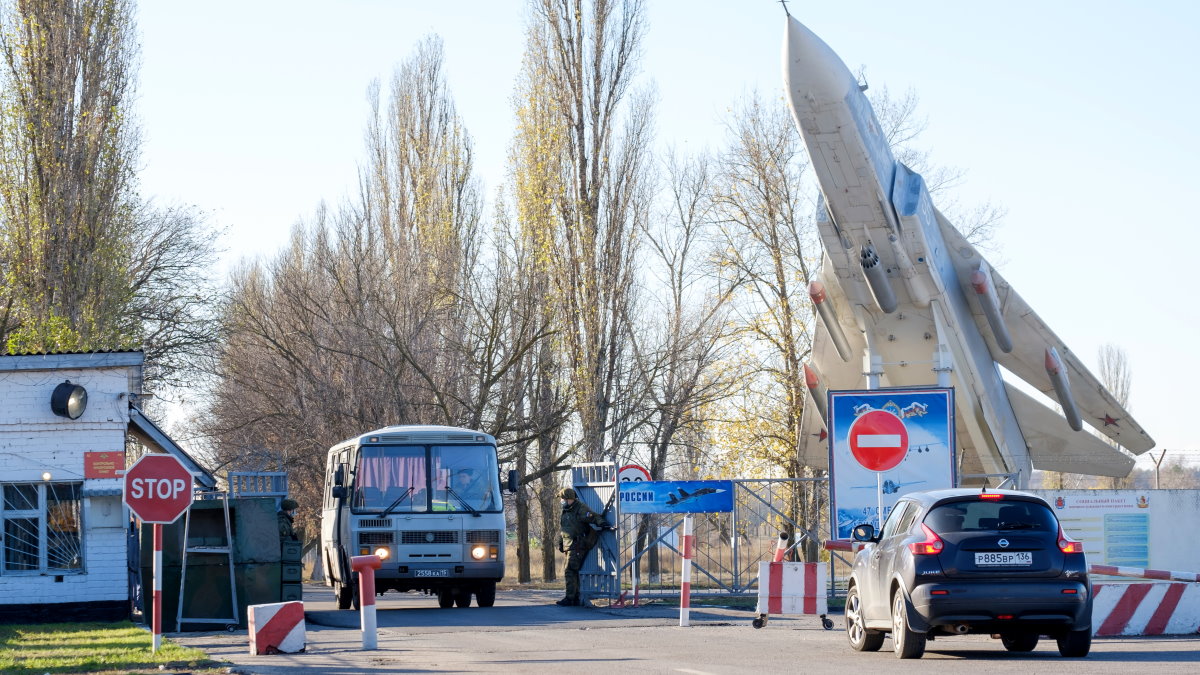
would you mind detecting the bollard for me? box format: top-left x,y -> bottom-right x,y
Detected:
351,555 -> 382,650
679,515 -> 694,627
772,532 -> 789,563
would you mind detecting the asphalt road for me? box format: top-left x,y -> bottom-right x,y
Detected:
169,583 -> 1200,674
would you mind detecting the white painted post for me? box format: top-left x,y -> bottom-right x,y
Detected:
679,516 -> 694,627
152,523 -> 162,653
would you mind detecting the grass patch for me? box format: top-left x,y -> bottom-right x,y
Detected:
0,621 -> 225,675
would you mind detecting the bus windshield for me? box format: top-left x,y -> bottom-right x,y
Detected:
354,444 -> 499,513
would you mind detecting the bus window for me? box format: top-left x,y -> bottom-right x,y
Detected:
431,445 -> 498,512
355,446 -> 428,513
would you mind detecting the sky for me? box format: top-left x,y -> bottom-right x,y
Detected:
135,1 -> 1200,469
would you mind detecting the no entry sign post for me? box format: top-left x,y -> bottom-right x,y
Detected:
123,454 -> 194,653
847,410 -> 910,528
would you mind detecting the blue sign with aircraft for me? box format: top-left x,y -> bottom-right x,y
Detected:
618,480 -> 734,514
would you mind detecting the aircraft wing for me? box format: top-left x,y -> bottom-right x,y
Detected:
1004,383 -> 1135,477
935,211 -> 1155,454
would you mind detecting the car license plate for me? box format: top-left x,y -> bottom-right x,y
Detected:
975,551 -> 1032,566
414,568 -> 449,578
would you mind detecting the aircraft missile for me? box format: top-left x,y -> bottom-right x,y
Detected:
970,263 -> 1013,353
1044,347 -> 1083,432
859,242 -> 898,313
808,280 -> 853,361
803,362 -> 829,422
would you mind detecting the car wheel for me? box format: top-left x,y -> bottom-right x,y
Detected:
1001,632 -> 1039,652
845,586 -> 884,652
1056,628 -> 1091,657
891,590 -> 926,659
437,588 -> 454,608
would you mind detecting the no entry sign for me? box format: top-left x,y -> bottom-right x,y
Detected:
123,454 -> 193,524
847,410 -> 909,472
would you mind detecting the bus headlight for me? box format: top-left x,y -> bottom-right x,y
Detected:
374,546 -> 391,560
471,545 -> 487,560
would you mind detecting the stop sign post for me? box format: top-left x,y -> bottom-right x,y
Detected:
847,410 -> 909,529
123,454 -> 194,652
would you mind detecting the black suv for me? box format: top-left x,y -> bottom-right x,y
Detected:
845,488 -> 1092,658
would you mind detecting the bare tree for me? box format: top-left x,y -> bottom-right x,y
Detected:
0,0 -> 219,390
529,0 -> 652,463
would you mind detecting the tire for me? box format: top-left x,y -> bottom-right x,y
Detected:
437,588 -> 454,609
475,581 -> 496,608
891,590 -> 926,659
1001,632 -> 1039,652
351,579 -> 361,612
454,588 -> 472,608
845,586 -> 884,652
335,580 -> 354,610
1057,628 -> 1091,657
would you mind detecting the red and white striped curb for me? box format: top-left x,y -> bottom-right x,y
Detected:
756,562 -> 827,616
1092,583 -> 1200,636
248,601 -> 305,654
1091,564 -> 1200,583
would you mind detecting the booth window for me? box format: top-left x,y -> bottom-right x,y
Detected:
2,483 -> 84,574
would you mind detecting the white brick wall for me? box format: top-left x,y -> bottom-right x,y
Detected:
1,365 -> 135,605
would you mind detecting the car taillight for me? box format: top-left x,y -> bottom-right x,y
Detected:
1058,525 -> 1083,554
908,523 -> 944,555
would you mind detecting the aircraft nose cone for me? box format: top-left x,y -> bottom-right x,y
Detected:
782,16 -> 855,108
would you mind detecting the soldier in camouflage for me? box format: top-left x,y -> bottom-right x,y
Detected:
556,487 -> 607,606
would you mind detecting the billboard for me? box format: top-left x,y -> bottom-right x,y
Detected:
618,480 -> 734,514
829,388 -> 955,538
1029,489 -> 1200,578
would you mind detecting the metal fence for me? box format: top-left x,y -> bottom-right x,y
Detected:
573,463 -> 831,603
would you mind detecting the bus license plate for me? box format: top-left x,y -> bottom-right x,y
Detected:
975,551 -> 1032,566
415,568 -> 449,578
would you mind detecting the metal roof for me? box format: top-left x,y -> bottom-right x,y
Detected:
0,351 -> 144,372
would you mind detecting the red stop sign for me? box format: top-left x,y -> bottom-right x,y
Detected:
848,410 -> 909,472
123,454 -> 193,524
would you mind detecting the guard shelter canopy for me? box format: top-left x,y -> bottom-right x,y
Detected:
128,406 -> 216,489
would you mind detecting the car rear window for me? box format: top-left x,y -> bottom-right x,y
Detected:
923,499 -> 1058,532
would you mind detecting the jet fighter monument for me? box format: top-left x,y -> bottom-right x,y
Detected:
783,14 -> 1154,485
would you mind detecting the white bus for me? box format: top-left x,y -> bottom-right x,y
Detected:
320,425 -> 517,608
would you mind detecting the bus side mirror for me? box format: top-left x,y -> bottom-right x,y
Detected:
334,465 -> 345,486
331,485 -> 347,500
506,470 -> 519,493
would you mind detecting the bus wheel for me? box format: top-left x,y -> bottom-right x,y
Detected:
335,580 -> 354,610
454,588 -> 472,608
437,589 -> 454,608
475,582 -> 496,607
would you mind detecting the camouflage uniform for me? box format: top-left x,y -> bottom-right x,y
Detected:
558,489 -> 606,606
278,498 -> 299,542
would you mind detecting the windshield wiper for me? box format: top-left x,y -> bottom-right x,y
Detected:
380,487 -> 414,517
445,487 -> 481,517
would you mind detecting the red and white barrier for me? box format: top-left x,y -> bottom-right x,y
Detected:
679,515 -> 694,627
772,533 -> 789,563
1091,564 -> 1200,583
248,601 -> 305,654
823,539 -> 864,553
1092,583 -> 1200,636
756,562 -> 827,616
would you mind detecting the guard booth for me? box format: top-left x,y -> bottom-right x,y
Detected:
138,472 -> 299,632
572,462 -> 620,603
